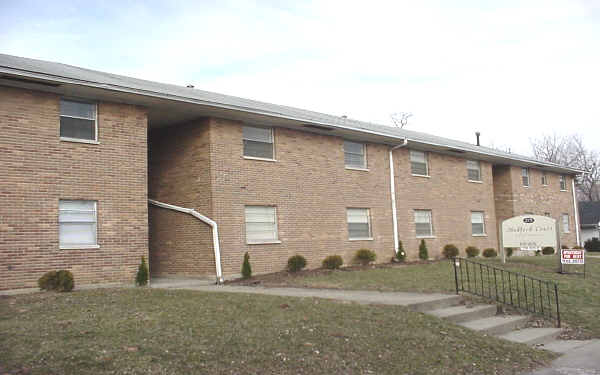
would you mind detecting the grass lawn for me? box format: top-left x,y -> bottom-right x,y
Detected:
0,288 -> 556,375
265,256 -> 600,339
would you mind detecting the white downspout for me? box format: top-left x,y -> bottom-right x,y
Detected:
148,199 -> 224,284
571,178 -> 580,246
389,139 -> 409,254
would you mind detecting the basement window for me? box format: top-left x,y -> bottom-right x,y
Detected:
60,99 -> 97,142
59,200 -> 98,249
347,208 -> 372,240
243,126 -> 274,160
245,206 -> 279,243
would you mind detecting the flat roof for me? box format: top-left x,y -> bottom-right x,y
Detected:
0,53 -> 581,174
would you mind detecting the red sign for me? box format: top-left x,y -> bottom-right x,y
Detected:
561,249 -> 585,265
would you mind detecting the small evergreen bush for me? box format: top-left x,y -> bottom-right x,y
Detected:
542,246 -> 555,255
135,256 -> 149,286
355,248 -> 376,265
442,244 -> 459,259
418,239 -> 429,260
322,255 -> 343,269
465,246 -> 480,258
505,247 -> 514,257
38,270 -> 74,292
395,240 -> 406,262
482,248 -> 497,258
287,255 -> 307,273
561,244 -> 569,249
584,237 -> 600,252
241,252 -> 252,279
573,245 -> 584,250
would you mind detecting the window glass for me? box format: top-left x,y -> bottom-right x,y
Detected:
410,150 -> 429,176
60,99 -> 96,141
59,200 -> 97,247
344,141 -> 366,168
245,206 -> 278,242
347,208 -> 371,239
562,214 -> 570,233
467,160 -> 481,181
560,175 -> 567,191
522,168 -> 529,186
471,212 -> 485,235
243,126 -> 274,159
414,210 -> 433,237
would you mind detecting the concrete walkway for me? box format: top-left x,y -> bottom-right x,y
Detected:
526,339 -> 600,375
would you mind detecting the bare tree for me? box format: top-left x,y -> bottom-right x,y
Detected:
390,112 -> 413,128
530,134 -> 600,201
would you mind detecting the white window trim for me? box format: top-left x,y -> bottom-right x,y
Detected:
347,208 -> 372,240
522,168 -> 530,187
559,175 -> 567,191
242,126 -> 275,161
410,150 -> 429,177
471,211 -> 486,237
466,160 -> 482,182
468,180 -> 483,184
343,141 -> 367,170
414,209 -> 434,238
59,99 -> 98,143
541,173 -> 548,186
59,200 -> 98,250
244,205 -> 279,244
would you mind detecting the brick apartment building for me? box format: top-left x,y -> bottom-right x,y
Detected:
0,54 -> 580,290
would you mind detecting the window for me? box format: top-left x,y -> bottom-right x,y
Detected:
245,206 -> 278,243
544,212 -> 551,217
562,214 -> 570,233
59,200 -> 97,248
467,160 -> 481,181
60,99 -> 97,141
410,150 -> 429,176
560,175 -> 567,191
471,212 -> 485,236
521,168 -> 529,187
243,126 -> 274,159
343,141 -> 367,169
541,172 -> 548,186
347,208 -> 372,239
414,210 -> 433,237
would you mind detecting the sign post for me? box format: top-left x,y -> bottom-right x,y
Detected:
500,215 -> 558,264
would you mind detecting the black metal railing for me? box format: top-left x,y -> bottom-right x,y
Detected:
452,257 -> 560,327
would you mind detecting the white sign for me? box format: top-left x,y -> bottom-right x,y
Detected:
501,215 -> 557,249
561,249 -> 585,264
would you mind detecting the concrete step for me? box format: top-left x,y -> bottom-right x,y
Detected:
537,339 -> 596,354
459,315 -> 529,336
429,304 -> 497,323
406,295 -> 463,312
498,327 -> 562,346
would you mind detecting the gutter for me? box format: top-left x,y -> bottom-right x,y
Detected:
572,179 -> 580,245
148,199 -> 224,284
390,139 -> 409,254
0,66 -> 582,175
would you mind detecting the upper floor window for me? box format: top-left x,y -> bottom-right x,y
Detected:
59,200 -> 97,248
410,150 -> 429,176
347,208 -> 372,239
344,141 -> 367,169
243,126 -> 274,160
245,206 -> 278,243
471,211 -> 485,236
521,168 -> 529,187
561,213 -> 570,233
560,175 -> 567,191
467,160 -> 481,181
60,99 -> 97,142
541,172 -> 548,186
414,209 -> 433,237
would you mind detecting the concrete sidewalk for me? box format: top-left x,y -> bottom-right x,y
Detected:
526,339 -> 600,375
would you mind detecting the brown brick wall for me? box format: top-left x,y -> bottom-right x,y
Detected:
148,120 -> 216,279
493,165 -> 577,246
208,118 -> 395,276
0,86 -> 148,290
394,149 -> 498,259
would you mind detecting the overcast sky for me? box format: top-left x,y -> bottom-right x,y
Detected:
1,0 -> 599,155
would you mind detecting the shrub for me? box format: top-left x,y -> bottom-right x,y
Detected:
395,240 -> 406,262
482,248 -> 497,258
535,250 -> 541,256
287,255 -> 307,273
418,239 -> 429,260
542,246 -> 555,255
465,246 -> 480,258
135,256 -> 149,286
561,244 -> 569,249
573,245 -> 584,250
322,255 -> 344,269
505,247 -> 514,258
38,270 -> 74,292
442,244 -> 459,259
584,237 -> 600,252
241,252 -> 252,279
355,248 -> 376,265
